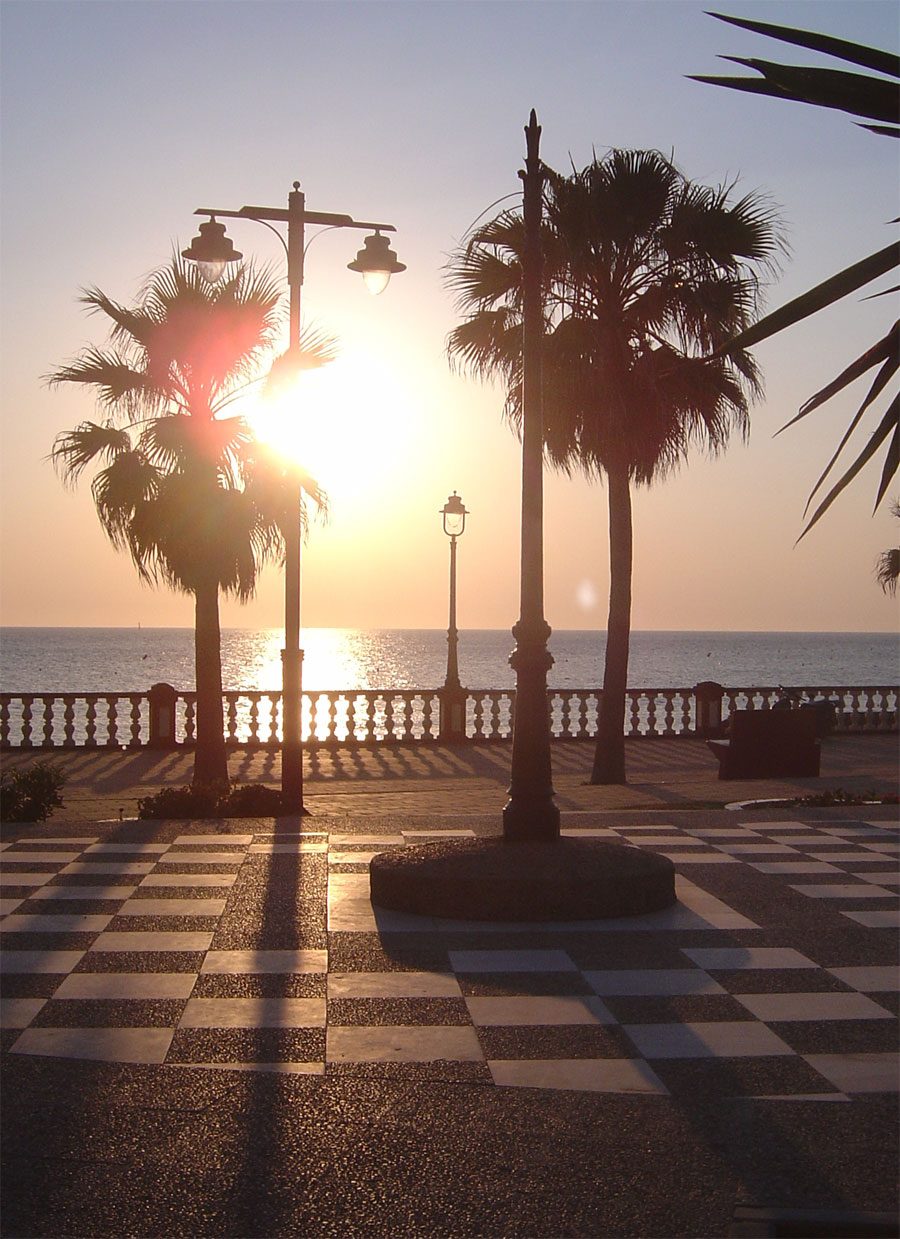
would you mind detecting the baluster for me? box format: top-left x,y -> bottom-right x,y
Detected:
40,696 -> 55,747
128,694 -> 142,747
62,695 -> 76,747
680,690 -> 692,736
247,694 -> 260,746
104,695 -> 118,747
487,692 -> 499,740
365,694 -> 377,744
84,695 -> 97,747
184,696 -> 196,745
20,695 -> 33,748
659,691 -> 673,737
645,693 -> 657,738
421,694 -> 434,740
0,695 -> 9,749
403,694 -> 414,740
576,692 -> 588,739
624,692 -> 637,736
473,693 -> 485,740
327,694 -> 338,743
558,693 -> 571,739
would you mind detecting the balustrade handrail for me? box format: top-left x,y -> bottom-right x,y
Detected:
0,683 -> 896,750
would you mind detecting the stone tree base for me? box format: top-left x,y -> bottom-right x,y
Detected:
369,837 -> 676,922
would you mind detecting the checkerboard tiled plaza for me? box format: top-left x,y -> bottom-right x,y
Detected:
2,817 -> 897,1102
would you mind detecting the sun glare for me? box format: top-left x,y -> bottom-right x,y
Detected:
246,347 -> 417,506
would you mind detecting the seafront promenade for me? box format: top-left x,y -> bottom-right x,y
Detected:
2,734 -> 898,1237
1,731 -> 896,821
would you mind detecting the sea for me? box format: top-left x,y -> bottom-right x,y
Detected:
1,628 -> 897,694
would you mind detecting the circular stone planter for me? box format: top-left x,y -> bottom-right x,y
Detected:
369,837 -> 676,922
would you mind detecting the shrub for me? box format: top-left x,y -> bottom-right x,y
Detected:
137,781 -> 285,819
0,761 -> 67,822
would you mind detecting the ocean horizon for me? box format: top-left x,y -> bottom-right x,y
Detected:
1,627 -> 897,695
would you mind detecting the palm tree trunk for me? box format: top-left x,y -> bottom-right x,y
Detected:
591,462 -> 633,784
192,578 -> 228,787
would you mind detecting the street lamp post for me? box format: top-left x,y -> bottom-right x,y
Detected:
182,182 -> 404,813
502,111 -> 560,842
439,492 -> 468,742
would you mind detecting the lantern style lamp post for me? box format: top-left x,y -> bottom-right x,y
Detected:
502,111 -> 560,842
182,183 -> 404,813
439,492 -> 468,741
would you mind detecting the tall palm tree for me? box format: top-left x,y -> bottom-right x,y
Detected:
448,150 -> 781,782
692,13 -> 899,534
49,257 -> 326,786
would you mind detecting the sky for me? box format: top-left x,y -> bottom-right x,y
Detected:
1,0 -> 898,635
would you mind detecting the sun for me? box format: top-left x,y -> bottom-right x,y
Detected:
245,345 -> 416,506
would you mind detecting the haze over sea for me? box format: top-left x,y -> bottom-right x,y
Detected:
1,628 -> 896,695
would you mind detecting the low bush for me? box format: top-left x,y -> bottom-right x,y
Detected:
137,780 -> 286,819
0,761 -> 67,822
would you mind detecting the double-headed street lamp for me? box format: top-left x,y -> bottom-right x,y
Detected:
439,491 -> 468,741
182,182 -> 404,813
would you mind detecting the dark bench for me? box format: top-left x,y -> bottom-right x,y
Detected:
707,709 -> 821,780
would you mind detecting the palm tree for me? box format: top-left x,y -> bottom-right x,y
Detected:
448,150 -> 781,783
692,13 -> 899,535
876,501 -> 900,597
49,257 -> 327,786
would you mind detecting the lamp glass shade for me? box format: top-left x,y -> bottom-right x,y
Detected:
362,269 -> 392,296
182,217 -> 242,283
441,492 -> 467,538
348,231 -> 405,296
197,259 -> 228,285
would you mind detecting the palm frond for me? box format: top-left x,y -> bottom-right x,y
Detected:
50,422 -> 134,485
705,14 -> 899,79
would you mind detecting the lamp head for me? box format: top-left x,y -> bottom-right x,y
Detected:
182,216 -> 242,285
441,491 -> 468,538
347,230 -> 406,295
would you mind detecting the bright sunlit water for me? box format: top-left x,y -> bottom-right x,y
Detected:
1,627 -> 897,693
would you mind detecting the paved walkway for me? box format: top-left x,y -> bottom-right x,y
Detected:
1,738 -> 898,1237
2,733 -> 897,821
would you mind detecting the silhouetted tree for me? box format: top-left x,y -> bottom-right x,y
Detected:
693,13 -> 899,534
448,150 -> 781,783
50,257 -> 327,786
876,501 -> 900,597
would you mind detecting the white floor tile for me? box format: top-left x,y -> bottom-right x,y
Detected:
61,862 -> 154,876
248,842 -> 327,854
809,852 -> 893,864
619,836 -> 695,847
201,949 -> 327,975
326,1024 -> 483,1063
54,972 -> 197,999
0,898 -> 24,916
488,1057 -> 668,1095
328,851 -> 382,866
140,873 -> 236,887
328,971 -> 460,998
826,966 -> 900,993
402,830 -> 476,838
90,931 -> 213,952
30,885 -> 134,900
117,898 -> 226,918
750,862 -> 842,875
466,995 -> 614,1026
0,997 -> 47,1028
0,873 -> 54,887
734,991 -> 893,1021
179,997 -> 326,1028
715,843 -> 798,855
330,872 -> 433,932
18,837 -> 97,845
1,914 -> 111,933
11,1026 -> 174,1064
1,851 -> 79,864
842,910 -> 900,928
804,1053 -> 899,1093
583,969 -> 723,996
328,834 -> 404,846
681,947 -> 817,970
624,1021 -> 794,1059
658,853 -> 738,864
790,884 -> 894,899
180,1061 -> 325,1075
449,949 -> 577,973
0,950 -> 85,973
173,834 -> 253,846
852,872 -> 900,886
156,853 -> 245,865
84,843 -> 169,855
